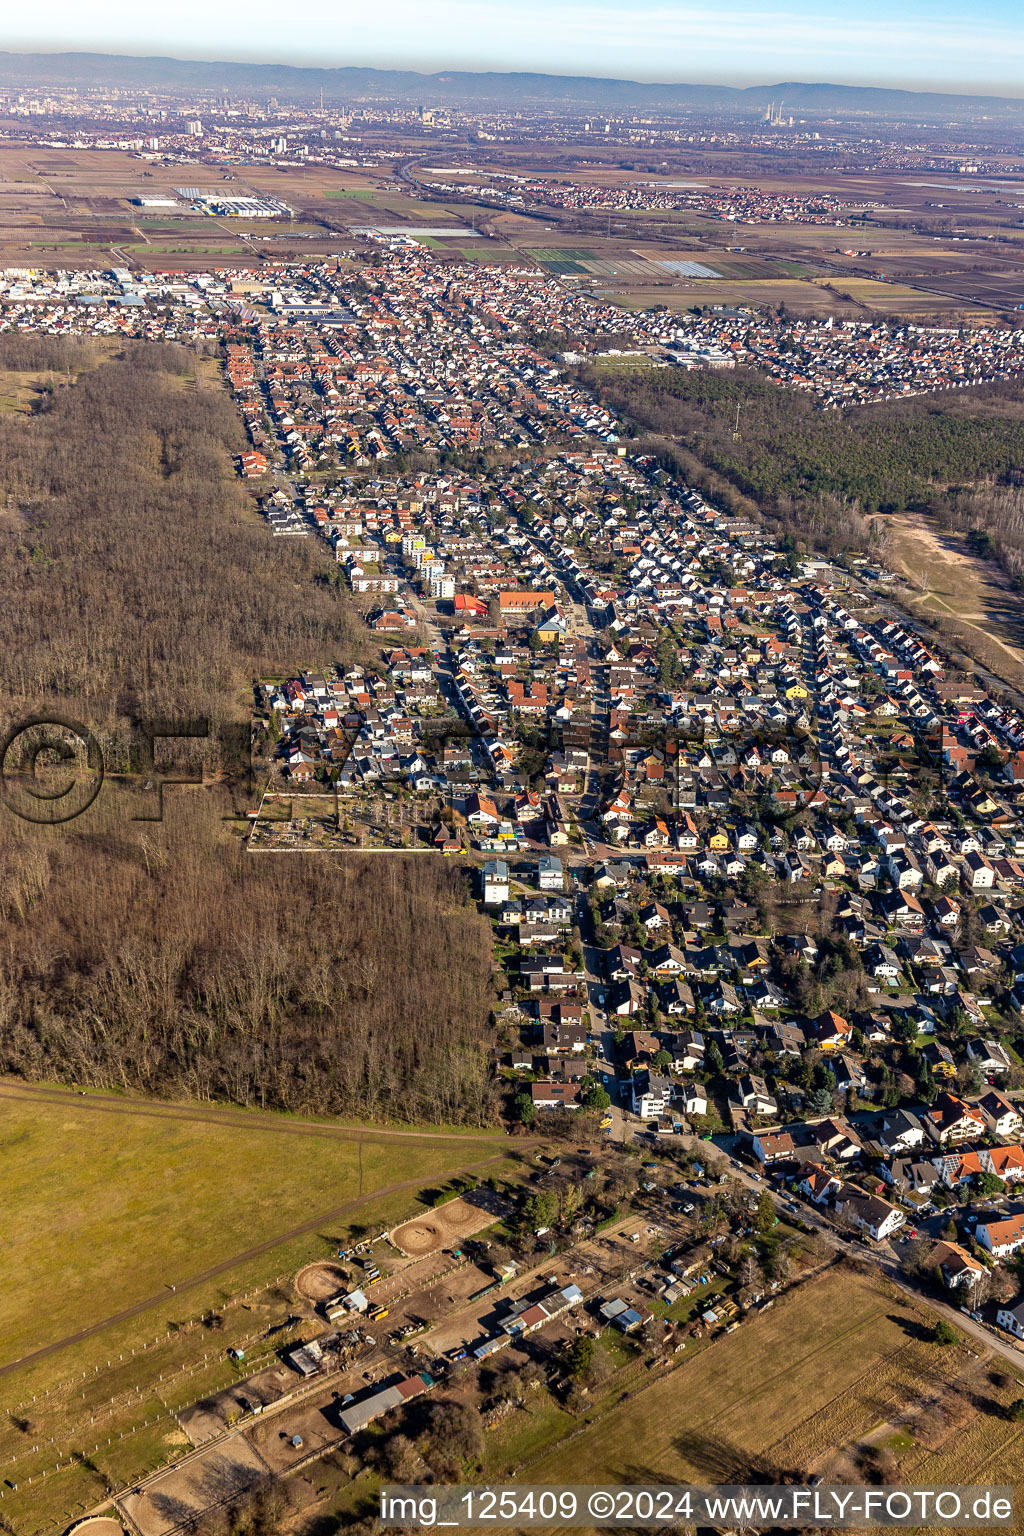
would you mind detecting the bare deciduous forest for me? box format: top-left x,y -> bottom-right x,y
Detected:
944,482 -> 1024,585
0,343 -> 497,1124
0,336 -> 359,724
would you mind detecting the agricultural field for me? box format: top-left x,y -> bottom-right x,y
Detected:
810,274 -> 992,316
452,244 -> 524,263
325,189 -> 476,230
5,142 -> 1024,319
601,267 -> 993,317
524,1267 -> 1024,1532
527,246 -> 598,273
695,255 -> 810,278
0,146 -> 395,267
527,244 -> 734,281
916,268 -> 1024,311
606,277 -> 867,315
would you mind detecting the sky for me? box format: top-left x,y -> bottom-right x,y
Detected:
7,0 -> 1024,96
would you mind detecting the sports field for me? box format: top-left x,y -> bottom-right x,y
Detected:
391,1187 -> 509,1255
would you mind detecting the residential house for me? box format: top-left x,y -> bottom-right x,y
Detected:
978,1090 -> 1023,1140
926,1092 -> 986,1146
835,1186 -> 905,1242
632,1070 -> 673,1120
976,1211 -> 1024,1259
752,1130 -> 797,1165
536,854 -> 565,891
482,859 -> 510,905
996,1299 -> 1024,1339
966,1038 -> 1013,1077
796,1161 -> 842,1205
932,1240 -> 986,1289
530,1081 -> 581,1112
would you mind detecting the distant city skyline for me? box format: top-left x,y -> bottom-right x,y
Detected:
5,0 -> 1024,98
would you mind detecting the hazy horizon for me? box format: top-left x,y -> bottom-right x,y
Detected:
4,0 -> 1024,98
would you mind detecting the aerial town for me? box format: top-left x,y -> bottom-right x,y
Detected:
7,249 -> 1024,410
417,169 -> 859,226
5,70 -> 1024,1528
7,240 -> 1024,1281
226,252 -> 1024,1314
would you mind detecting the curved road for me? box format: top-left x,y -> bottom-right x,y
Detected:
711,1140 -> 1024,1370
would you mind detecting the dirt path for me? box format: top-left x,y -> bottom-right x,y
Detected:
889,509 -> 1024,676
0,1079 -> 513,1147
0,1150 -> 511,1381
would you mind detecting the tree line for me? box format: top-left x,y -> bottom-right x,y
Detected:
941,481 -> 1024,587
580,362 -> 1024,543
0,798 -> 497,1123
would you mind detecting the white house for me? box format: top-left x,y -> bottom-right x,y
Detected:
752,1130 -> 796,1165
979,1090 -> 1023,1139
963,850 -> 995,890
676,1082 -> 708,1118
482,859 -> 510,905
536,854 -> 564,891
878,1110 -> 926,1154
632,1071 -> 672,1120
976,1212 -> 1024,1259
836,1187 -> 905,1242
996,1299 -> 1024,1340
967,1039 -> 1013,1076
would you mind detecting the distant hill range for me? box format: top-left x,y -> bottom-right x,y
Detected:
1,51 -> 1022,119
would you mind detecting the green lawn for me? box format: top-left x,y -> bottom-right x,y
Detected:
457,246 -> 518,262
0,1090 -> 505,1364
125,243 -> 253,255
